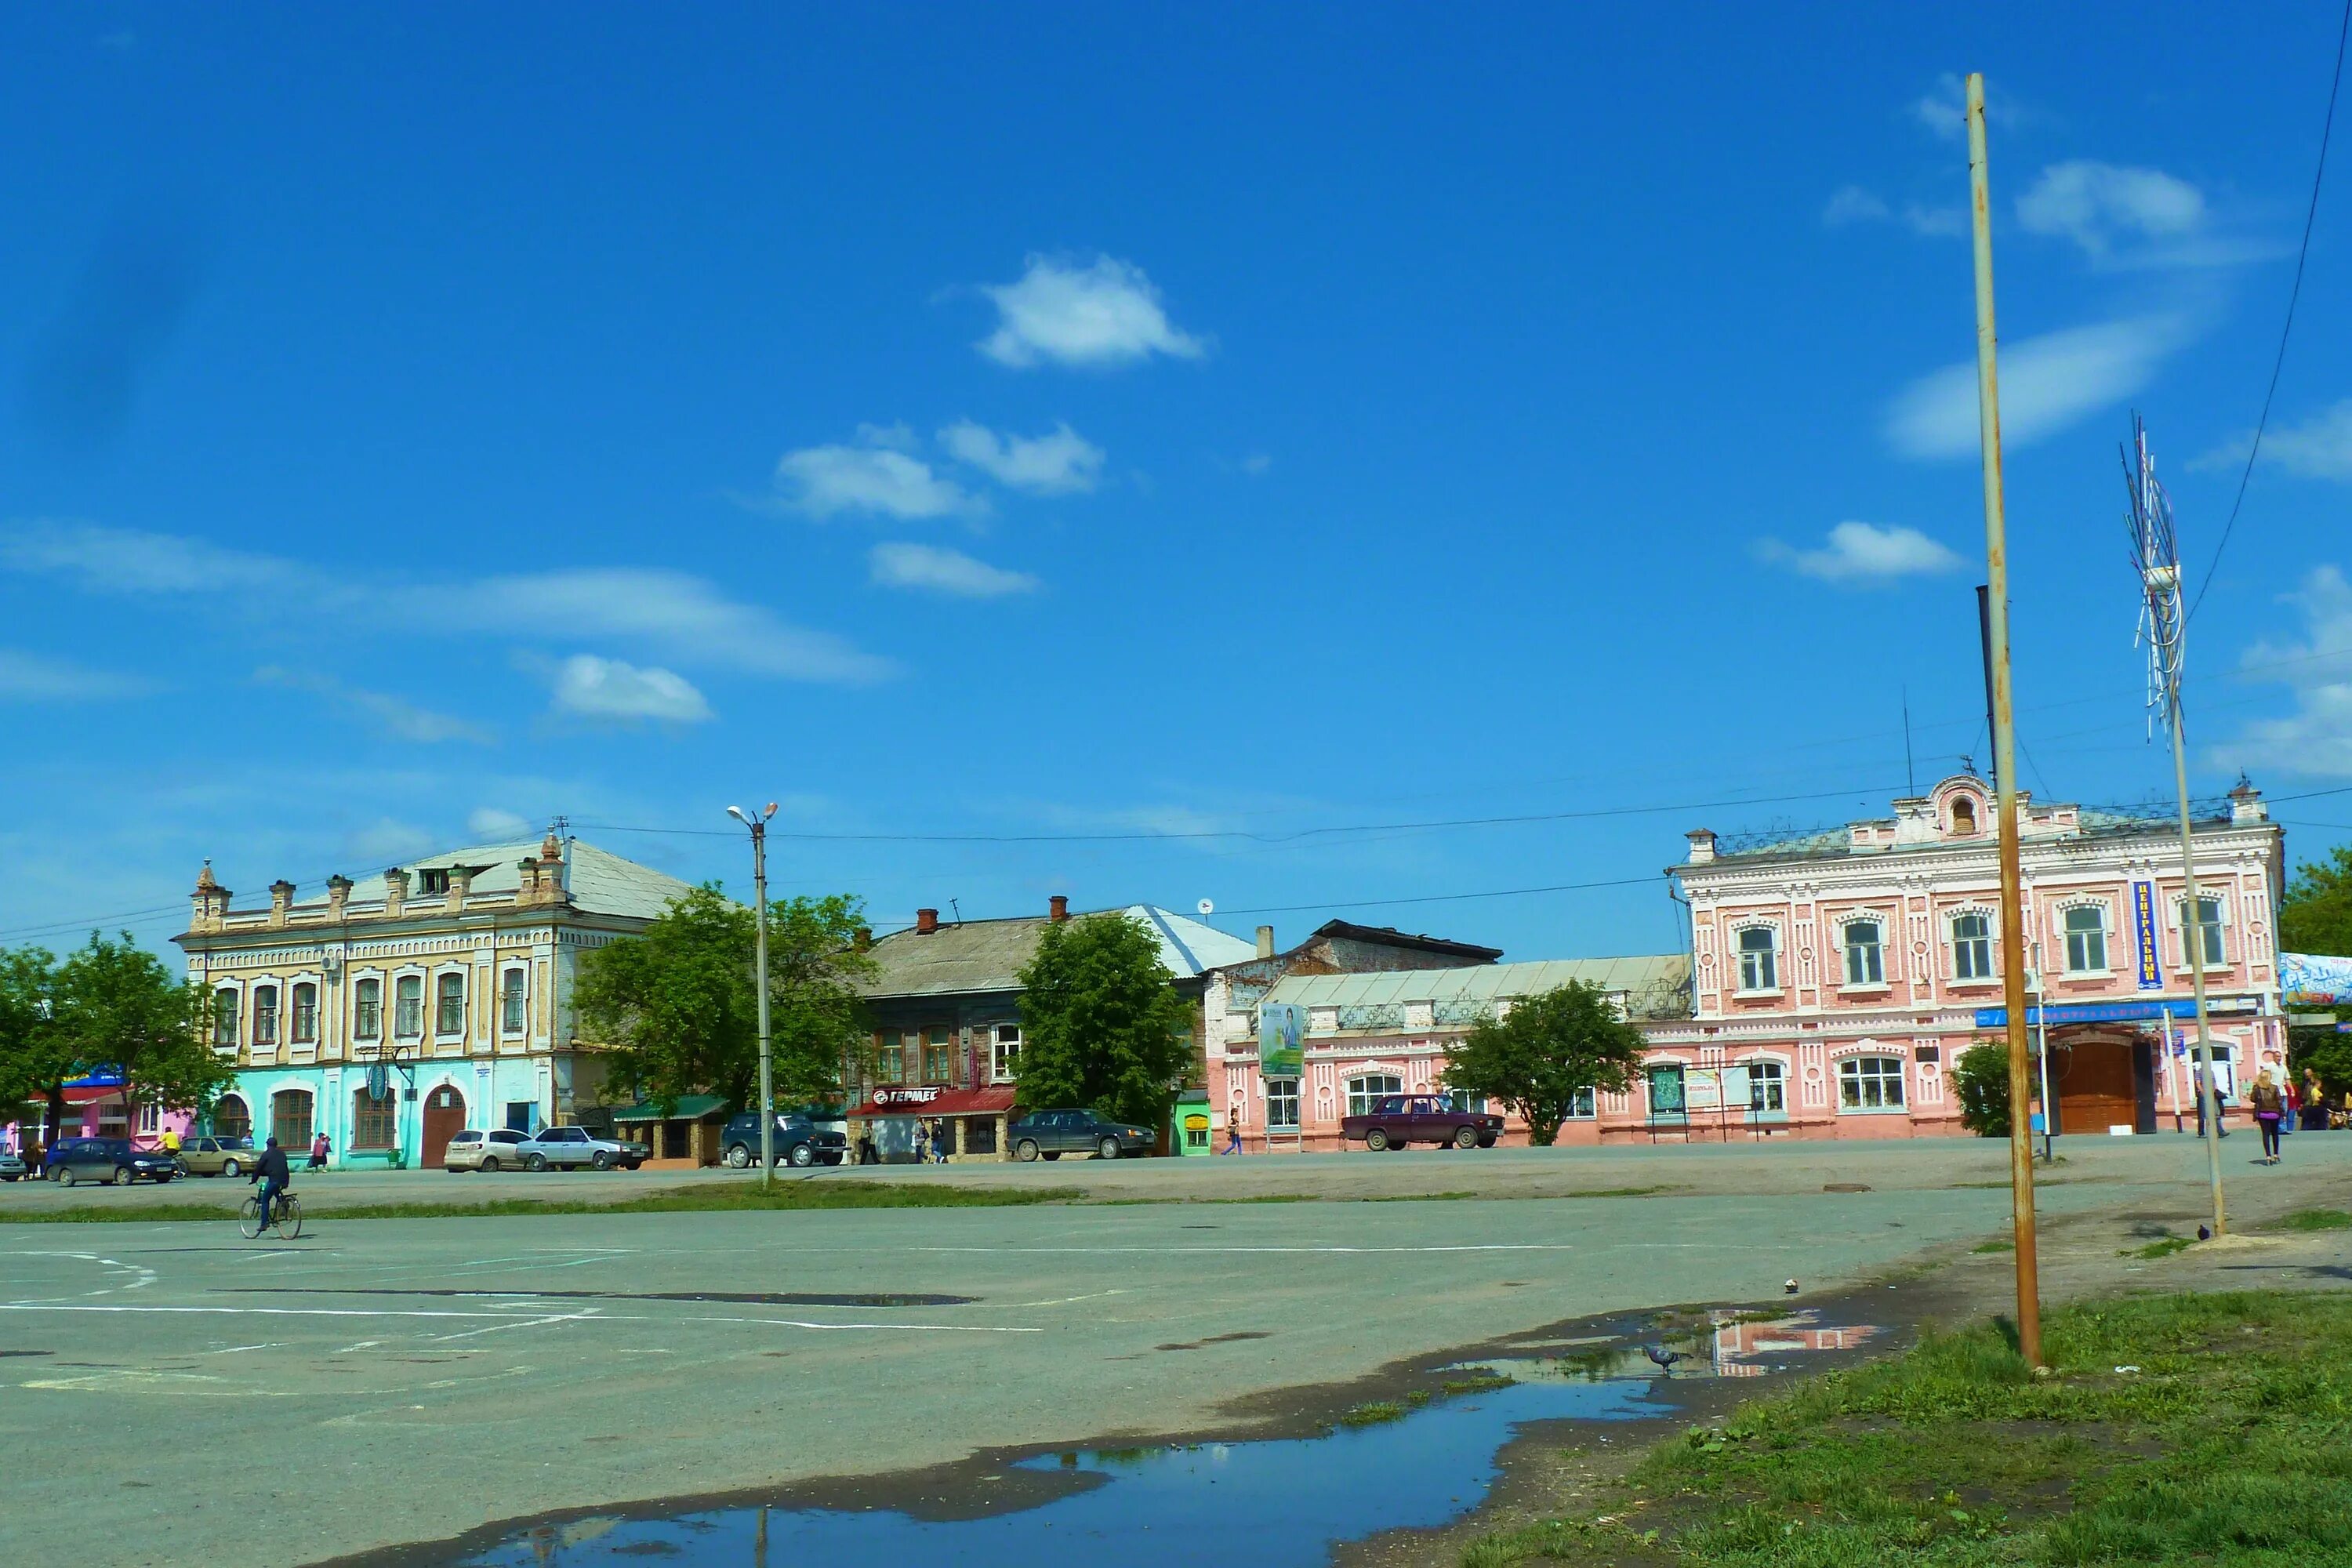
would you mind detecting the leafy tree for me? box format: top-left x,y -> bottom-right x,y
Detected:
1440,981 -> 1644,1146
0,946 -> 70,1147
2282,845 -> 2352,956
1014,913 -> 1198,1129
52,931 -> 230,1128
575,884 -> 874,1112
1950,1042 -> 2014,1138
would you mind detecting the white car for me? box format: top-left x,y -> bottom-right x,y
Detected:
441,1127 -> 532,1172
517,1125 -> 647,1171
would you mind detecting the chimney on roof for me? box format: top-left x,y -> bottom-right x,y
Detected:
267,879 -> 296,928
384,867 -> 408,919
326,874 -> 353,921
1049,894 -> 1069,923
517,857 -> 542,905
915,907 -> 940,935
2229,775 -> 2267,825
447,866 -> 475,914
1686,829 -> 1718,865
1256,924 -> 1275,959
853,926 -> 873,953
191,861 -> 230,932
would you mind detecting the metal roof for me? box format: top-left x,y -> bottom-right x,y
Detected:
270,837 -> 698,923
1263,954 -> 1693,1018
861,906 -> 1258,1000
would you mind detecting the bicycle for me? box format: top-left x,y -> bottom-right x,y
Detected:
238,1189 -> 303,1240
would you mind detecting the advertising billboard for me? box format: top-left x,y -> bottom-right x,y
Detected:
1258,1002 -> 1305,1077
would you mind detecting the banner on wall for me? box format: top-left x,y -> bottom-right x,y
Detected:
1257,1003 -> 1305,1078
2281,952 -> 2352,1007
2132,881 -> 2163,989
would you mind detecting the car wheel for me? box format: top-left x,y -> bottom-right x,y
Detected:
221,1158 -> 241,1178
481,1156 -> 501,1173
724,1144 -> 750,1169
592,1151 -> 614,1171
1478,1134 -> 1498,1148
1389,1135 -> 1410,1150
1097,1137 -> 1121,1160
1365,1128 -> 1390,1152
1042,1152 -> 1061,1161
788,1143 -> 815,1167
56,1167 -> 75,1188
1454,1125 -> 1479,1150
1014,1139 -> 1040,1163
525,1153 -> 548,1171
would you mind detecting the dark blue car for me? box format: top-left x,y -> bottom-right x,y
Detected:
45,1137 -> 181,1187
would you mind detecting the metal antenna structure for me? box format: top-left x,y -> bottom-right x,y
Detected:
2124,415 -> 2227,1236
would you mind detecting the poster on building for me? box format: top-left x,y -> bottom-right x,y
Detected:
1258,1002 -> 1305,1077
2281,952 -> 2352,1007
2132,880 -> 2162,989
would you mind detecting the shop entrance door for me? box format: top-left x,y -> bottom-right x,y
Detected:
2056,1037 -> 2136,1134
420,1086 -> 466,1168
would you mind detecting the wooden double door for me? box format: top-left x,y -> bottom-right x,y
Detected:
419,1086 -> 467,1168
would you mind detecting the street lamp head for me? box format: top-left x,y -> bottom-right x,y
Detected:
762,802 -> 779,821
726,804 -> 750,825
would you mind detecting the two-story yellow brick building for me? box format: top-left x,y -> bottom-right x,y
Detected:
176,829 -> 693,1167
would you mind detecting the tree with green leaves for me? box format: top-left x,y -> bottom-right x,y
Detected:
1014,913 -> 1198,1130
52,932 -> 230,1131
574,884 -> 875,1113
2282,844 -> 2352,956
1950,1042 -> 2013,1138
1440,981 -> 1645,1146
0,946 -> 70,1149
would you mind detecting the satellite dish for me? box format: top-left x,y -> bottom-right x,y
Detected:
1196,898 -> 1215,916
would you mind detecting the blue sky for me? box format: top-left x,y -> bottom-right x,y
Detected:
5,5 -> 2350,962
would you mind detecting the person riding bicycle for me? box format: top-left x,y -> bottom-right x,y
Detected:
249,1136 -> 292,1232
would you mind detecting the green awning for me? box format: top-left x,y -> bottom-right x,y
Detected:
610,1094 -> 730,1122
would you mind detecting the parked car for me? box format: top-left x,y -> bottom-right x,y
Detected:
0,1149 -> 27,1181
178,1135 -> 264,1178
1341,1094 -> 1504,1152
1007,1108 -> 1156,1163
442,1127 -> 534,1172
719,1112 -> 848,1169
45,1137 -> 183,1187
517,1125 -> 648,1171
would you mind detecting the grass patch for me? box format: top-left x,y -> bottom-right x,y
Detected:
2274,1207 -> 2352,1232
2125,1234 -> 2197,1259
1970,1238 -> 2016,1253
1460,1289 -> 2352,1566
1442,1368 -> 1518,1396
2,1182 -> 1087,1224
1337,1401 -> 1407,1428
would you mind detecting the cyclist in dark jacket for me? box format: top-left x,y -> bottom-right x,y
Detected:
250,1138 -> 292,1232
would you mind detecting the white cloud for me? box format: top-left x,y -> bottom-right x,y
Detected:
0,523 -> 895,686
1913,74 -> 1969,142
1822,184 -> 1962,238
869,543 -> 1040,598
1824,186 -> 1891,225
1885,315 -> 2192,460
255,665 -> 495,745
1241,453 -> 1273,476
1754,522 -> 1965,584
467,808 -> 532,838
939,419 -> 1105,494
2016,161 -> 2205,259
2212,565 -> 2352,778
977,254 -> 1206,368
775,432 -> 980,520
347,817 -> 438,863
0,648 -> 147,701
2199,400 -> 2352,481
550,655 -> 713,724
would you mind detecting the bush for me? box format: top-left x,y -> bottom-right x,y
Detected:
1951,1042 -> 2013,1138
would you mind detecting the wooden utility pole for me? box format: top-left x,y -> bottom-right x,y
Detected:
1965,71 -> 2044,1369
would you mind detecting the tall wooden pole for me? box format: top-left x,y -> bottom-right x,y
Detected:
1965,72 -> 2043,1368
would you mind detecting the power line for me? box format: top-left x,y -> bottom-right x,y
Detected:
2188,0 -> 2351,622
1222,877 -> 1658,917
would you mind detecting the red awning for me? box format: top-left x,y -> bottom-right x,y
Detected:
848,1085 -> 1018,1119
61,1087 -> 131,1106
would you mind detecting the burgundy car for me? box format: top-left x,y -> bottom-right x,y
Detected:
1341,1094 -> 1504,1152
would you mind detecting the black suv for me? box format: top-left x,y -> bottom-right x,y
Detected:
1007,1109 -> 1156,1162
45,1137 -> 182,1187
719,1112 -> 848,1169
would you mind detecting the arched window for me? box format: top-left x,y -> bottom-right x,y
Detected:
1842,920 -> 1885,985
1737,927 -> 1779,991
1747,1060 -> 1787,1113
1348,1074 -> 1403,1117
354,978 -> 383,1040
270,1088 -> 314,1149
434,972 -> 464,1036
252,985 -> 280,1047
212,989 -> 240,1048
291,982 -> 318,1044
211,1094 -> 252,1142
1838,1055 -> 1906,1111
351,1087 -> 397,1150
500,968 -> 527,1034
1951,798 -> 1977,836
1951,913 -> 1993,980
2063,906 -> 2107,973
394,975 -> 423,1037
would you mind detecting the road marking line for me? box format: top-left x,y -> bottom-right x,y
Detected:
430,1311 -> 599,1342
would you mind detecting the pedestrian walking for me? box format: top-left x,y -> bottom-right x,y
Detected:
2281,1073 -> 2299,1141
307,1132 -> 330,1171
2194,1064 -> 2230,1138
1221,1121 -> 1242,1155
913,1123 -> 930,1165
2249,1069 -> 2285,1164
931,1120 -> 950,1163
2302,1069 -> 2331,1132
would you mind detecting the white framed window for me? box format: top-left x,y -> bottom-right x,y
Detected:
394,975 -> 424,1037
212,989 -> 240,1048
1736,927 -> 1779,991
434,971 -> 465,1036
1951,912 -> 1993,980
1838,1054 -> 1906,1111
2063,906 -> 2107,973
252,985 -> 280,1047
136,1103 -> 162,1135
1347,1074 -> 1403,1117
877,1031 -> 906,1083
1562,1086 -> 1597,1119
354,977 -> 383,1040
291,982 -> 318,1044
991,1023 -> 1021,1082
1265,1077 -> 1301,1130
1748,1060 -> 1787,1113
500,967 -> 527,1034
2176,896 -> 2226,967
1842,921 -> 1885,985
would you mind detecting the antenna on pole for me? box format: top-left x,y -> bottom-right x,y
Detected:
2125,411 -> 2227,1237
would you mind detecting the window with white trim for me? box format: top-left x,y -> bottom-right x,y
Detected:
252,985 -> 280,1047
291,982 -> 318,1044
212,989 -> 240,1047
1952,913 -> 1993,980
1348,1074 -> 1403,1117
500,968 -> 527,1034
354,978 -> 382,1040
2063,906 -> 2107,973
434,972 -> 464,1036
1838,1054 -> 1906,1111
136,1103 -> 162,1135
991,1023 -> 1021,1082
1748,1060 -> 1787,1113
394,975 -> 423,1037
1842,921 -> 1885,985
2177,896 -> 2225,967
1265,1077 -> 1301,1130
1736,927 -> 1779,991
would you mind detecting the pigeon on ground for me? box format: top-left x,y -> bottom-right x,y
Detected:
1644,1344 -> 1682,1370
1784,1278 -> 1800,1295
2197,1224 -> 2212,1241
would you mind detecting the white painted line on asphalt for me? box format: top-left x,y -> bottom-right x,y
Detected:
429,1310 -> 601,1342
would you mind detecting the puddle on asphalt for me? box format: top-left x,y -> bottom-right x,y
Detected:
1467,1310 -> 1880,1384
448,1378 -> 1660,1566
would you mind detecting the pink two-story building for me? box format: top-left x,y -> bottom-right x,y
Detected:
1644,774 -> 2287,1141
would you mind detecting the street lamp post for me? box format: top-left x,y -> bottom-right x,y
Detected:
728,803 -> 779,1187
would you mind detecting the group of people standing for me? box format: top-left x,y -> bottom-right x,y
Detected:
2240,1066 -> 2336,1166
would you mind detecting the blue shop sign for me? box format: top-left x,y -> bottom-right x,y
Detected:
62,1068 -> 125,1088
2131,881 -> 2163,989
1974,998 -> 2252,1028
